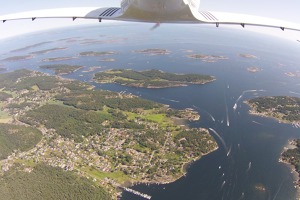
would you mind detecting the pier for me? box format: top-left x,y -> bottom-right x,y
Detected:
120,186 -> 152,199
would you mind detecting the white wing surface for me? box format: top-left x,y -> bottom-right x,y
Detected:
0,7 -> 123,22
1,5 -> 300,32
190,9 -> 300,31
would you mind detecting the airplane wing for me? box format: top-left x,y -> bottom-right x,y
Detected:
0,7 -> 123,22
1,6 -> 300,32
191,9 -> 300,31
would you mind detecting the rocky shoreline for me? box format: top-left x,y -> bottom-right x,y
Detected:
245,98 -> 300,199
279,140 -> 300,197
245,100 -> 300,126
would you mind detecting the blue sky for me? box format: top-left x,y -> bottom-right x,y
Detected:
0,0 -> 299,40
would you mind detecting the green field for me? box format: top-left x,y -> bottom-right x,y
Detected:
83,167 -> 132,183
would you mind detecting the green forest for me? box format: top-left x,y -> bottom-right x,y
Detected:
20,104 -> 110,142
0,69 -> 89,91
0,92 -> 12,101
56,90 -> 161,111
0,164 -> 111,200
0,123 -> 42,159
0,69 -> 32,89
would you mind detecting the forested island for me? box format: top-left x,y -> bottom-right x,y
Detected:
30,47 -> 67,55
239,54 -> 257,59
1,55 -> 34,61
0,69 -> 217,199
10,41 -> 52,53
39,64 -> 83,75
80,51 -> 117,56
42,57 -> 77,62
285,72 -> 300,78
134,49 -> 170,55
94,69 -> 215,88
246,96 -> 300,125
247,67 -> 262,73
187,54 -> 228,62
100,58 -> 116,62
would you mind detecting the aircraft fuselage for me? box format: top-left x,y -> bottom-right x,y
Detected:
120,0 -> 198,22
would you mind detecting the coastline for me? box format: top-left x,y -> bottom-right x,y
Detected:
94,78 -> 216,89
279,139 -> 300,199
117,111 -> 218,198
245,99 -> 300,199
121,145 -> 219,188
57,66 -> 84,76
244,101 -> 300,126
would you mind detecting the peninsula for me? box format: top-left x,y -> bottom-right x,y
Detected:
0,69 -> 217,199
246,96 -> 300,124
39,64 -> 83,75
94,69 -> 215,88
82,66 -> 102,73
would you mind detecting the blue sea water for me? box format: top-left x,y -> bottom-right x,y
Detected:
0,23 -> 300,200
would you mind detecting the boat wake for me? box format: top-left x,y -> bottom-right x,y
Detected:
234,89 -> 266,112
246,162 -> 252,173
209,128 -> 227,151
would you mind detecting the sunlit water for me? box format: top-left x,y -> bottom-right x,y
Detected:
0,23 -> 299,200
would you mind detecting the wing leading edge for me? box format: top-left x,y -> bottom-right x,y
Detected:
190,8 -> 300,31
1,5 -> 300,32
0,7 -> 123,22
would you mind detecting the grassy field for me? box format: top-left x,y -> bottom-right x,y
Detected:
83,167 -> 133,183
0,110 -> 11,123
0,102 -> 12,123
